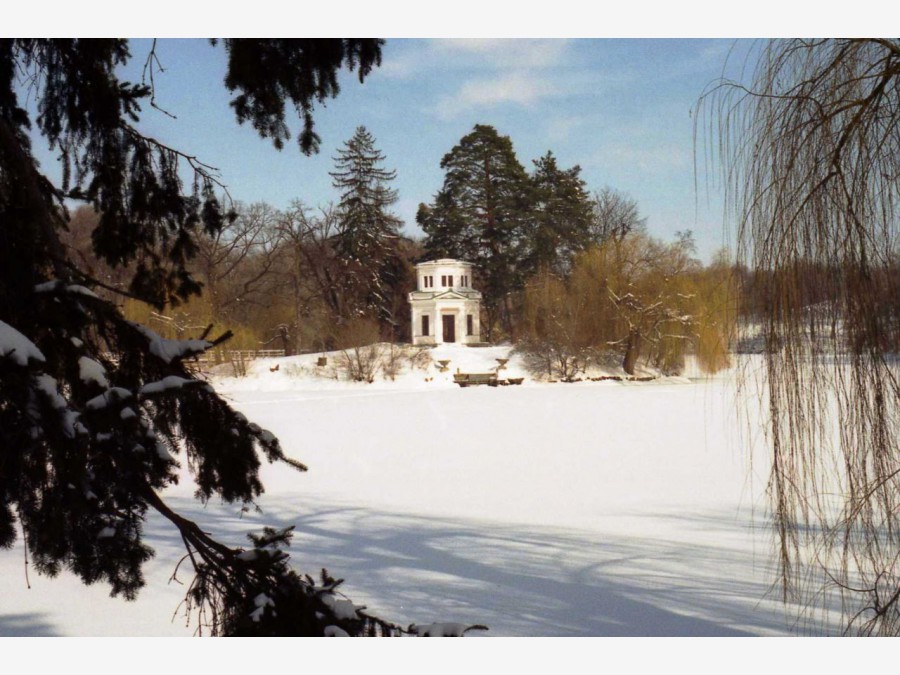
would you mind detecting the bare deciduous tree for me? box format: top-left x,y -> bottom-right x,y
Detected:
518,233 -> 731,380
195,201 -> 282,321
517,271 -> 592,382
575,233 -> 705,375
275,201 -> 347,351
590,187 -> 647,245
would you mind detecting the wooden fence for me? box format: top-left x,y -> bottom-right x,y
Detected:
192,349 -> 285,375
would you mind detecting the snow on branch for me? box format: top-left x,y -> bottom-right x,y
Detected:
84,387 -> 133,411
409,622 -> 489,637
34,279 -> 100,299
139,376 -> 214,397
78,356 -> 109,388
0,319 -> 46,366
129,322 -> 213,364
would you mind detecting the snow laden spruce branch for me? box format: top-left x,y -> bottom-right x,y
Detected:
0,38 -> 492,636
1,282 -> 486,636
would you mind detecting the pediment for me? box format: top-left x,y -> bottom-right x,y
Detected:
434,290 -> 471,300
411,288 -> 480,300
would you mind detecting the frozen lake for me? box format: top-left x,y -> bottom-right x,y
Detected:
0,353 -> 830,636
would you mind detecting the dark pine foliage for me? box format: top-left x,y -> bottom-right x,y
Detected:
0,38 -> 415,636
329,126 -> 404,331
526,151 -> 594,278
417,124 -> 532,339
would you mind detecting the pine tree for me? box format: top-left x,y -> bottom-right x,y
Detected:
526,151 -> 594,277
417,124 -> 532,339
0,38 -> 410,636
329,126 -> 403,331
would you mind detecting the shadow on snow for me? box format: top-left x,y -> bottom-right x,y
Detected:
146,495 -> 806,637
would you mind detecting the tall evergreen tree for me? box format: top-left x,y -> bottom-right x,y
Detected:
329,126 -> 403,331
417,124 -> 532,339
0,38 -> 411,636
526,151 -> 594,277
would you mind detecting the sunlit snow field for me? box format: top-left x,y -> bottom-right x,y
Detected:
0,349 -> 831,636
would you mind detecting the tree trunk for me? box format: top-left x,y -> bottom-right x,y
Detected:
483,305 -> 495,342
623,330 -> 641,375
502,294 -> 516,341
293,277 -> 304,355
278,324 -> 293,356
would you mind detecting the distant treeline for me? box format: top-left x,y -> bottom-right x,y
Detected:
63,123 -> 760,375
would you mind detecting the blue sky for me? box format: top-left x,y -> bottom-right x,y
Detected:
29,38 -> 760,261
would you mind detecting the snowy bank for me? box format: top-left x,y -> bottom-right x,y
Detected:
211,342 -> 692,395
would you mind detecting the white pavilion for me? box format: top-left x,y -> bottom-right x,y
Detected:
408,259 -> 482,345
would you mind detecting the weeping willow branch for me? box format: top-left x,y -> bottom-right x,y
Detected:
699,38 -> 900,635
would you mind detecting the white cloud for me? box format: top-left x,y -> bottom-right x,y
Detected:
379,39 -> 584,119
379,39 -> 571,80
435,72 -> 560,118
423,40 -> 600,119
431,39 -> 571,70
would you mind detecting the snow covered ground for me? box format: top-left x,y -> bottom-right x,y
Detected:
0,346 -> 836,637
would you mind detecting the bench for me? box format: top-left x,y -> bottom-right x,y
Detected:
453,372 -> 498,387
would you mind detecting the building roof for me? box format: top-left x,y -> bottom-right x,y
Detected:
414,258 -> 474,269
